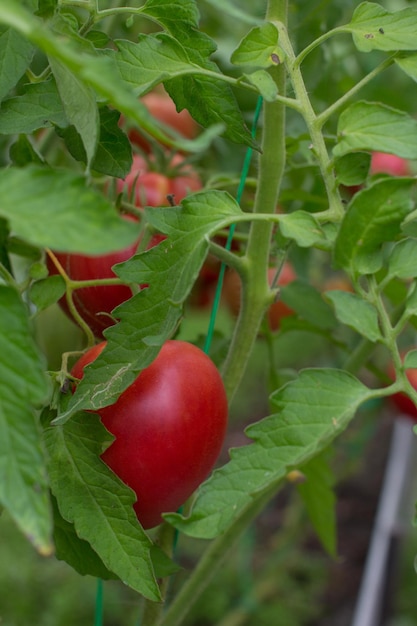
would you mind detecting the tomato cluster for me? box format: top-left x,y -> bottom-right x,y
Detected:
71,340 -> 228,529
48,134 -> 202,338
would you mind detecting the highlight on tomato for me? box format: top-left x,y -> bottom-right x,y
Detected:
71,339 -> 229,529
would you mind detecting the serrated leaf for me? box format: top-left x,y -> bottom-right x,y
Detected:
0,165 -> 141,253
297,450 -> 337,557
231,23 -> 283,69
114,36 -> 255,148
0,285 -> 52,554
334,152 -> 371,186
0,26 -> 34,102
280,280 -> 337,330
164,369 -> 374,538
278,211 -> 326,247
43,411 -> 160,600
334,102 -> 417,159
346,2 -> 417,53
58,107 -> 133,178
49,57 -> 99,170
52,496 -> 118,580
243,70 -> 278,101
0,79 -> 68,134
58,190 -> 243,420
388,239 -> 417,279
324,290 -> 381,341
334,178 -> 415,274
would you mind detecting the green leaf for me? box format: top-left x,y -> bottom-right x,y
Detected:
404,349 -> 417,369
346,2 -> 417,53
141,0 -> 200,29
165,369 -> 374,538
395,53 -> 417,83
43,411 -> 160,600
114,36 -> 255,148
278,211 -> 326,247
58,107 -> 133,178
297,450 -> 337,557
242,70 -> 278,101
388,239 -> 417,279
280,280 -> 337,330
0,285 -> 52,554
334,101 -> 417,159
334,178 -> 415,274
0,3 -> 208,153
231,23 -> 284,69
49,57 -> 99,171
0,79 -> 68,134
52,496 -> 118,580
334,152 -> 371,186
324,290 -> 381,342
404,284 -> 417,318
9,134 -> 44,167
0,26 -> 34,102
58,190 -> 243,420
30,275 -> 66,311
0,165 -> 141,253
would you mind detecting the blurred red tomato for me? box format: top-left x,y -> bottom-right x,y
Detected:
127,89 -> 198,152
370,152 -> 411,177
222,263 -> 296,331
387,353 -> 417,420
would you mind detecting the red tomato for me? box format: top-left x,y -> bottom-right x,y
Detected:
370,152 -> 411,177
127,90 -> 198,152
222,263 -> 296,331
71,340 -> 228,529
117,153 -> 202,207
387,354 -> 417,420
50,157 -> 202,337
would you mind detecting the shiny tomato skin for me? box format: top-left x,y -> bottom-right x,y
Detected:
128,90 -> 198,152
71,340 -> 228,529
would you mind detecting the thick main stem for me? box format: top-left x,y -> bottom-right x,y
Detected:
221,0 -> 288,403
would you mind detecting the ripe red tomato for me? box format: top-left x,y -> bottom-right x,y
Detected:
71,340 -> 228,529
117,153 -> 202,207
127,89 -> 198,152
222,263 -> 296,331
387,354 -> 417,420
370,152 -> 411,177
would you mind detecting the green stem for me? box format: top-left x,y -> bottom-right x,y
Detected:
276,22 -> 344,223
316,56 -> 395,128
221,0 -> 288,403
294,26 -> 346,67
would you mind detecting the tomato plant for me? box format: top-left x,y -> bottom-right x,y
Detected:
3,1 -> 417,625
71,340 -> 228,529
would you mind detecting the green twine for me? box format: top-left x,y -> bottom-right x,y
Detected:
94,578 -> 103,626
95,96 -> 264,626
203,95 -> 263,355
